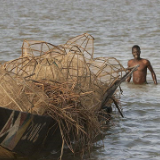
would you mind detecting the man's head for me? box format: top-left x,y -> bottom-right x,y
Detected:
132,45 -> 141,60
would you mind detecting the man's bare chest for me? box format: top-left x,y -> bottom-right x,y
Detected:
131,61 -> 147,71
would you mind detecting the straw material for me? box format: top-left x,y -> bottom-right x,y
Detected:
0,33 -> 126,158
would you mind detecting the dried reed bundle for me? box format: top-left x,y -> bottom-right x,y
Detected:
0,33 -> 126,159
0,69 -> 49,115
34,80 -> 102,155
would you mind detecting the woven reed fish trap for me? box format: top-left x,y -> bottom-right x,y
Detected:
0,68 -> 49,115
0,33 -> 126,158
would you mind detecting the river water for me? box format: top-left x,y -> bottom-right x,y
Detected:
0,0 -> 160,160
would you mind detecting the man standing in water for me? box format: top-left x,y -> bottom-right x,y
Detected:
126,45 -> 157,85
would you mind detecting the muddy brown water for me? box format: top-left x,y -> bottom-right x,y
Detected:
0,0 -> 160,159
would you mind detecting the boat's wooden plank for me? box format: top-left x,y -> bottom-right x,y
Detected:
0,107 -> 62,157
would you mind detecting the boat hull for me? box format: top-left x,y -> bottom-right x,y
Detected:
0,106 -> 62,157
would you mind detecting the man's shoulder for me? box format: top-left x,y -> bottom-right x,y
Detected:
128,59 -> 134,62
140,59 -> 151,67
141,58 -> 148,61
128,58 -> 150,66
141,58 -> 150,64
128,59 -> 134,64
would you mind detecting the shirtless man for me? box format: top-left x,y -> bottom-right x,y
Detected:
126,45 -> 157,85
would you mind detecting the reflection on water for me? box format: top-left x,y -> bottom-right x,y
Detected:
0,0 -> 160,159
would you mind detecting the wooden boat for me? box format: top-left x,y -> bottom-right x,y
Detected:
0,106 -> 62,158
0,65 -> 138,159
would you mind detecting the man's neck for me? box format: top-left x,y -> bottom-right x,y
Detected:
134,57 -> 141,61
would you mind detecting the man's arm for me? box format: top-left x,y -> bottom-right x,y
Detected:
147,60 -> 157,85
